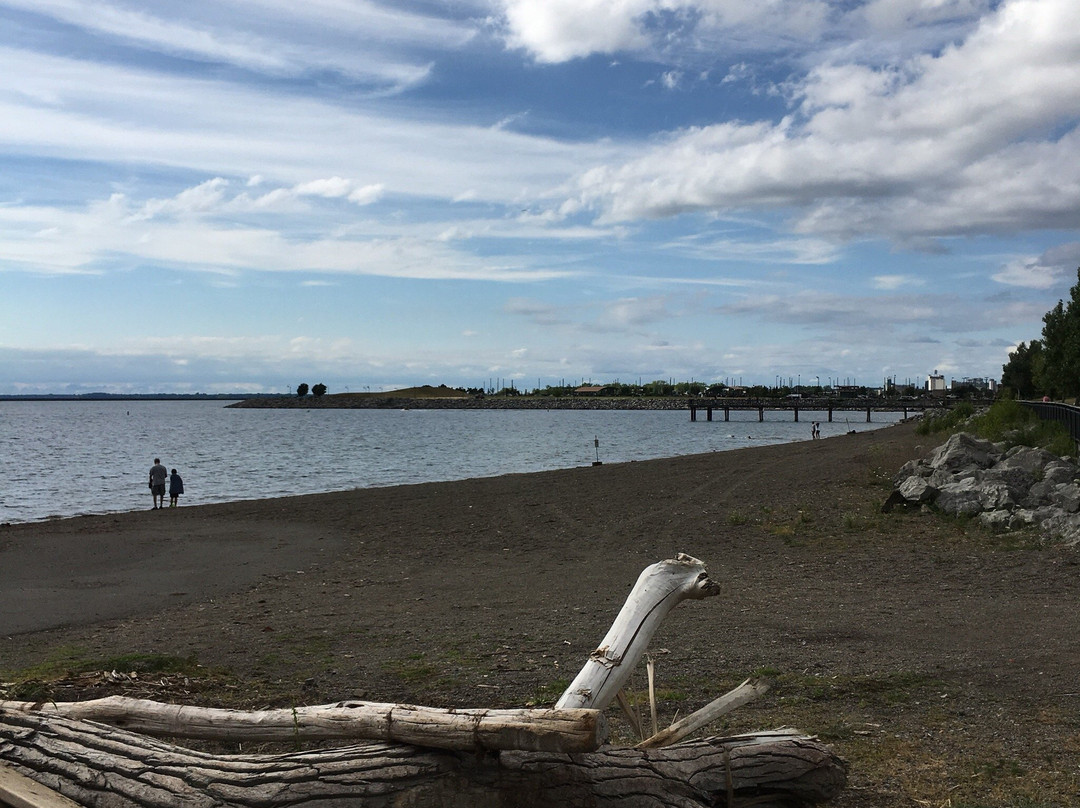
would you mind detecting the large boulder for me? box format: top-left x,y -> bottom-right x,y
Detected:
1050,483 -> 1080,513
927,433 -> 1001,474
999,446 -> 1059,476
935,477 -> 985,516
896,476 -> 938,504
1042,461 -> 1077,486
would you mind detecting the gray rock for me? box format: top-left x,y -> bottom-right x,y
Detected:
1042,461 -> 1078,486
1050,483 -> 1080,513
1010,509 -> 1039,528
978,509 -> 1013,530
893,459 -> 929,486
1038,511 -> 1080,545
897,476 -> 938,504
928,433 -> 1000,473
935,477 -> 984,516
977,480 -> 1020,511
998,446 -> 1058,477
1026,480 -> 1055,507
887,432 -> 1080,548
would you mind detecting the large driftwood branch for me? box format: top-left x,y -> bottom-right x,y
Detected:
0,709 -> 846,808
557,553 -> 721,710
0,697 -> 604,753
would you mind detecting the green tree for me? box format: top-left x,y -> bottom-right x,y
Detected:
296,383 -> 309,398
1037,270 -> 1080,399
1001,340 -> 1044,399
312,383 -> 327,397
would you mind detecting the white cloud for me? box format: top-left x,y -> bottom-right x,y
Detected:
564,0 -> 1080,244
348,184 -> 386,206
0,183 -> 582,282
501,0 -> 653,63
992,242 -> 1080,289
661,70 -> 682,90
0,0 -> 475,91
872,274 -> 923,290
0,46 -> 627,207
498,0 -> 838,63
294,177 -> 354,198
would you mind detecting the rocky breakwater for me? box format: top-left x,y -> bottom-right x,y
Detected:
886,432 -> 1080,546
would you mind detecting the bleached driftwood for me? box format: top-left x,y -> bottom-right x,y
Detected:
0,555 -> 847,806
636,677 -> 771,749
0,697 -> 604,753
557,553 -> 721,710
0,710 -> 846,808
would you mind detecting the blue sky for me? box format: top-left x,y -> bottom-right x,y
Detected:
1,0 -> 1078,394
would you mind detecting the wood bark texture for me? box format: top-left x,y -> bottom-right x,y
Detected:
0,697 -> 605,753
557,553 -> 721,710
0,710 -> 846,808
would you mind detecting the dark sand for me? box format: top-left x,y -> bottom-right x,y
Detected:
2,421 -> 1079,806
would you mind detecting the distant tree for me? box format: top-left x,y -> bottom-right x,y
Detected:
312,383 -> 327,397
297,383 -> 309,398
1001,340 -> 1044,399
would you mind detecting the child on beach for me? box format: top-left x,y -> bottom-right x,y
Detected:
169,469 -> 184,508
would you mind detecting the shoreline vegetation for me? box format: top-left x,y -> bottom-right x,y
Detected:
3,419 -> 1079,806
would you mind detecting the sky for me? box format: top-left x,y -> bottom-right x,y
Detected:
1,0 -> 1079,395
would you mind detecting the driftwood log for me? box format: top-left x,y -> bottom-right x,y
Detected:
0,711 -> 845,808
0,554 -> 848,807
0,697 -> 605,753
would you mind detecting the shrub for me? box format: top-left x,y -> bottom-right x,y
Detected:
915,401 -> 975,435
969,399 -> 1076,456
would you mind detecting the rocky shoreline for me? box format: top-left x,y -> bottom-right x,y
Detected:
886,430 -> 1080,545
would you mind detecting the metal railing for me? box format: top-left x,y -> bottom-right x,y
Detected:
1020,400 -> 1080,446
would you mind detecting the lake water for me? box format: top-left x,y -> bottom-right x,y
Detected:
0,401 -> 904,524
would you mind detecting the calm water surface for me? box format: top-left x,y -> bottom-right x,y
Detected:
0,401 -> 903,524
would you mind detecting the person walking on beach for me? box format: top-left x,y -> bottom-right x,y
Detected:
149,458 -> 168,510
169,468 -> 184,508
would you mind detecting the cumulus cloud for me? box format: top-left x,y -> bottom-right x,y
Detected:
992,242 -> 1080,289
563,0 -> 1080,244
498,0 -> 840,63
501,0 -> 653,63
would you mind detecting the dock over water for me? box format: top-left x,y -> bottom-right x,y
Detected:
688,397 -> 948,422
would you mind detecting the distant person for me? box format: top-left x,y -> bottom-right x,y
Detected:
149,458 -> 168,510
169,468 -> 184,508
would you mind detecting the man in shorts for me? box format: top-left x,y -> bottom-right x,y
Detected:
149,458 -> 168,510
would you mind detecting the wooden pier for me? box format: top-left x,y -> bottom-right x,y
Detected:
688,398 -> 945,423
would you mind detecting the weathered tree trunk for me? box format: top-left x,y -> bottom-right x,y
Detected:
0,710 -> 845,808
0,697 -> 605,753
0,556 -> 847,806
557,554 -> 721,710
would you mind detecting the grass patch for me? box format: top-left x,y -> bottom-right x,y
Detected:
526,677 -> 571,707
384,653 -> 440,684
1,648 -> 200,684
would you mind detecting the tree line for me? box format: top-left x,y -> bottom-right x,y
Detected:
1002,267 -> 1080,400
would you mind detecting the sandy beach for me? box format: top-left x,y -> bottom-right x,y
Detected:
3,421 -> 1079,806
